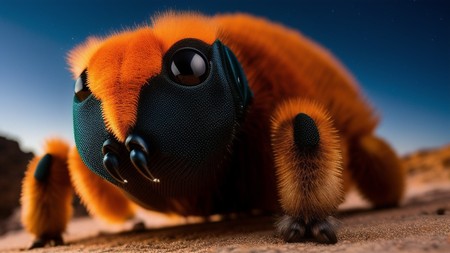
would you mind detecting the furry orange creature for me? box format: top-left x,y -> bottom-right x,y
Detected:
21,12 -> 405,248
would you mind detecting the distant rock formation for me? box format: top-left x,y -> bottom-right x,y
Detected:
403,144 -> 450,185
0,136 -> 33,220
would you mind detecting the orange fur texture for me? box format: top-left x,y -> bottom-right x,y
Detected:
152,11 -> 217,51
68,147 -> 136,223
65,10 -> 404,218
69,13 -> 217,142
86,28 -> 163,141
212,13 -> 403,206
21,12 -> 405,242
348,136 -> 406,207
21,139 -> 72,237
67,37 -> 104,79
68,12 -> 377,143
214,14 -> 378,138
271,99 -> 344,220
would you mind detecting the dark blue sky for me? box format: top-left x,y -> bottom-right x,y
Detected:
0,0 -> 449,155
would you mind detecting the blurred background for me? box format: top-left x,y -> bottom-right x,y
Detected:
0,0 -> 449,236
0,0 -> 449,155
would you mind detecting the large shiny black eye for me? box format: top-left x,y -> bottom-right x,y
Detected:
169,48 -> 209,86
74,70 -> 91,102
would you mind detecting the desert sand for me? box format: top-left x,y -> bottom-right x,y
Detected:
0,145 -> 449,252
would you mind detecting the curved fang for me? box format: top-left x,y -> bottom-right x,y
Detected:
103,152 -> 128,184
102,139 -> 121,156
125,134 -> 149,154
129,149 -> 160,183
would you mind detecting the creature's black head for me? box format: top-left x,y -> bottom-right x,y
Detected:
73,38 -> 252,201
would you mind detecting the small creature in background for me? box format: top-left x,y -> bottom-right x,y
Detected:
20,12 -> 405,248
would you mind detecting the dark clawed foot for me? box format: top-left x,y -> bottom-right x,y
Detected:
29,234 -> 63,249
131,221 -> 146,232
276,215 -> 306,242
276,215 -> 338,244
310,219 -> 337,244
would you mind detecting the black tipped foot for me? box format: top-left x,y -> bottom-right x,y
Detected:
29,234 -> 64,249
276,215 -> 338,244
276,215 -> 306,242
310,219 -> 337,244
34,154 -> 53,182
131,221 -> 146,232
293,113 -> 320,149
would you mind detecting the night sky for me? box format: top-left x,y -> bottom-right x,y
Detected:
0,0 -> 449,155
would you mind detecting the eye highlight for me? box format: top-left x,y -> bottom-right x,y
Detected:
169,48 -> 209,86
74,70 -> 91,102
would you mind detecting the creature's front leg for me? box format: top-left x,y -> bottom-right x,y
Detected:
271,99 -> 344,244
21,139 -> 73,248
21,140 -> 136,249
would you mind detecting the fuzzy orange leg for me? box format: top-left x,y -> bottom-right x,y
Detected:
21,139 -> 72,248
348,135 -> 406,208
271,99 -> 344,244
68,147 -> 136,223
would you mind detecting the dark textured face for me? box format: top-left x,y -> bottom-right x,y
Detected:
73,39 -> 252,202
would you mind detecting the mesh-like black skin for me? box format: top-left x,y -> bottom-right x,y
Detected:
293,113 -> 320,148
73,39 -> 252,214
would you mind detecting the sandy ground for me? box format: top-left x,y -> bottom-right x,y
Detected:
0,182 -> 449,253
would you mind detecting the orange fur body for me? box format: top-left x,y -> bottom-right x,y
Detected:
21,12 -> 405,245
68,147 -> 136,222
